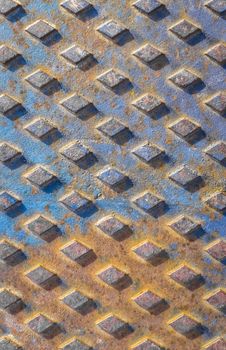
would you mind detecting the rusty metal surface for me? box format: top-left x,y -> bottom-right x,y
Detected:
0,0 -> 226,349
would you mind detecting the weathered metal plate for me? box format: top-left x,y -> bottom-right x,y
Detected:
0,0 -> 225,349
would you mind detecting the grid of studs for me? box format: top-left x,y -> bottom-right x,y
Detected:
0,0 -> 225,349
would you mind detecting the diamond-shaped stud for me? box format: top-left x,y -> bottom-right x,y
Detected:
97,20 -> 126,39
24,118 -> 57,141
62,290 -> 96,315
132,94 -> 167,118
133,290 -> 168,314
169,166 -> 203,192
61,45 -> 96,70
205,93 -> 226,116
132,143 -> 166,166
0,240 -> 26,266
133,192 -> 167,218
205,240 -> 226,264
26,215 -> 60,242
61,240 -> 96,266
170,19 -> 201,41
205,43 -> 226,65
133,44 -> 167,68
169,69 -> 202,91
97,314 -> 134,339
205,141 -> 226,165
60,339 -> 92,350
204,338 -> 226,350
61,0 -> 93,16
0,191 -> 21,212
0,94 -> 23,118
0,142 -> 21,163
60,142 -> 97,169
26,265 -> 61,290
169,215 -> 203,240
97,118 -> 133,145
97,69 -> 130,91
28,314 -> 61,339
0,0 -> 22,16
60,191 -> 94,216
25,20 -> 57,41
169,314 -> 204,339
98,265 -> 132,290
0,45 -> 20,66
132,339 -> 164,350
133,241 -> 168,265
24,165 -> 57,189
206,290 -> 226,314
133,0 -> 165,15
0,289 -> 25,314
97,167 -> 132,192
60,93 -> 97,119
0,337 -> 22,350
96,216 -> 132,241
169,118 -> 204,144
169,265 -> 204,290
205,1 -> 226,16
25,70 -> 60,95
205,192 -> 226,213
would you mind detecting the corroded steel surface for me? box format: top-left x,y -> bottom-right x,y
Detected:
0,0 -> 225,349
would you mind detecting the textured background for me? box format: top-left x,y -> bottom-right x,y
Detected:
0,0 -> 225,349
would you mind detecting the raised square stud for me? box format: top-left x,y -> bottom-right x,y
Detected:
204,338 -> 226,350
169,265 -> 204,290
205,141 -> 226,165
25,70 -> 60,95
26,265 -> 61,290
131,339 -> 165,350
169,19 -> 202,42
133,290 -> 168,314
132,94 -> 167,119
0,240 -> 26,266
133,192 -> 167,218
96,216 -> 132,241
205,43 -> 226,65
205,192 -> 226,213
205,93 -> 226,117
97,20 -> 127,40
169,215 -> 204,240
0,142 -> 21,163
169,314 -> 204,339
206,290 -> 226,314
169,118 -> 205,144
133,44 -> 167,69
133,0 -> 166,16
61,0 -> 93,16
133,241 -> 168,265
132,143 -> 166,167
169,69 -> 203,93
97,265 -> 132,290
24,166 -> 58,189
0,0 -> 22,16
0,289 -> 25,314
97,314 -> 133,339
205,1 -> 226,17
62,290 -> 96,315
60,94 -> 97,119
97,69 -> 130,91
24,118 -> 57,141
0,45 -> 21,66
97,118 -> 133,145
97,167 -> 132,192
60,191 -> 95,216
26,215 -> 60,242
0,191 -> 21,212
205,240 -> 226,264
25,20 -> 57,42
0,94 -> 24,118
60,142 -> 97,169
61,45 -> 96,70
61,240 -> 96,266
169,166 -> 204,192
28,314 -> 61,339
60,339 -> 92,350
0,337 -> 23,350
